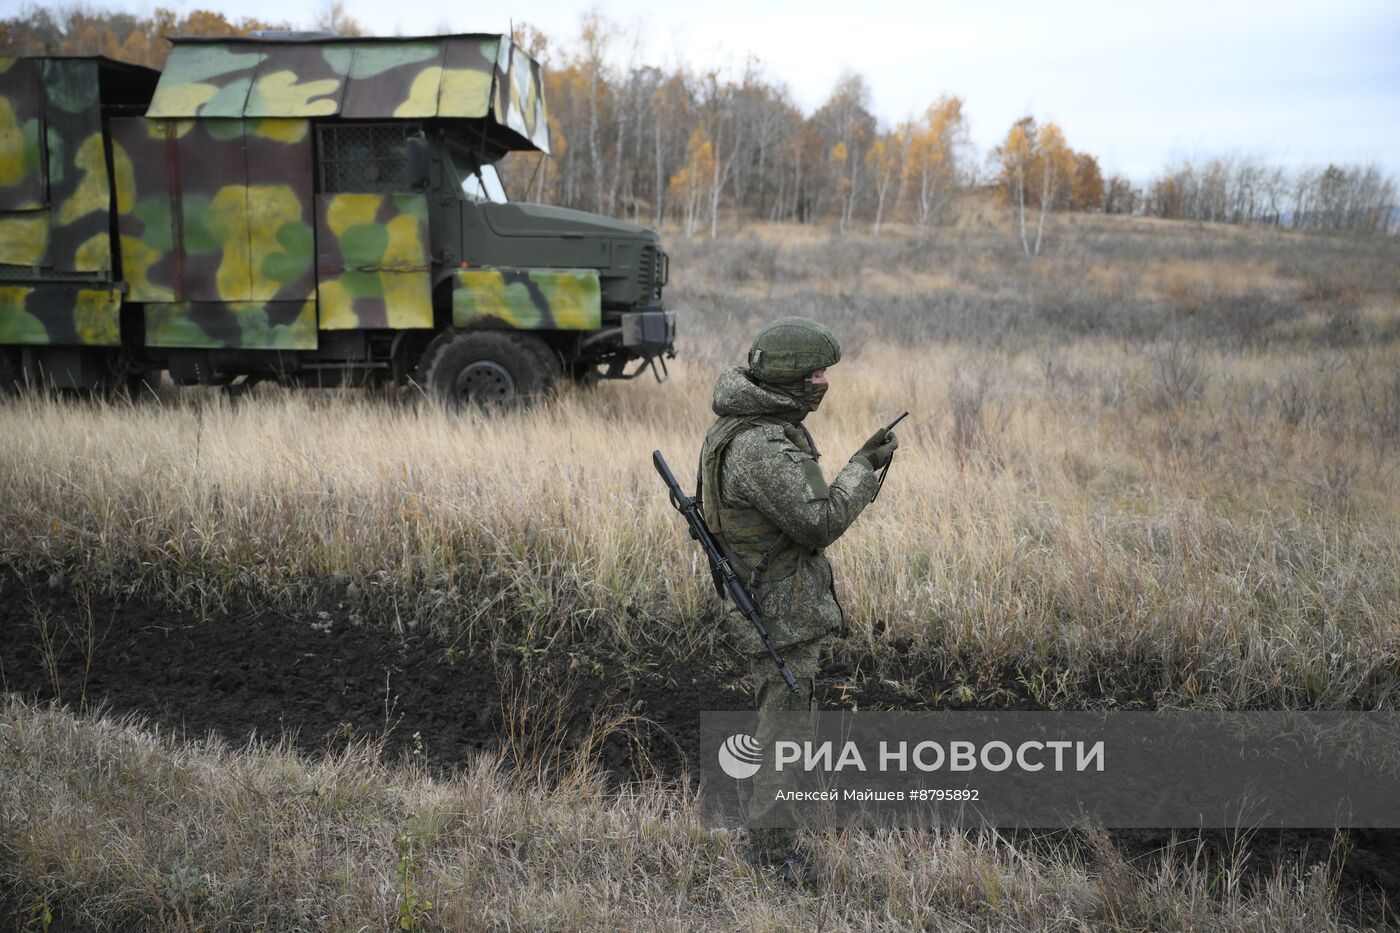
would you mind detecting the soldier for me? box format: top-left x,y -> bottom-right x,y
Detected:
697,316 -> 898,883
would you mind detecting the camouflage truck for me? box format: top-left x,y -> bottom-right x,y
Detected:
0,34 -> 674,405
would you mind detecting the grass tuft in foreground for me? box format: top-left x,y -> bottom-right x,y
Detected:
0,698 -> 1360,931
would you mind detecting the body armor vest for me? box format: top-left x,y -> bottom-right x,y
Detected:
697,414 -> 822,595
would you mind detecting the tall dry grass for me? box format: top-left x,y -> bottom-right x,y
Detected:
0,698 -> 1360,931
3,214 -> 1400,930
2,219 -> 1400,708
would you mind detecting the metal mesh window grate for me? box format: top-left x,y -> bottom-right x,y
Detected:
317,124 -> 413,193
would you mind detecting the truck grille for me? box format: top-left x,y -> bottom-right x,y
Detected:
637,245 -> 657,297
636,245 -> 667,299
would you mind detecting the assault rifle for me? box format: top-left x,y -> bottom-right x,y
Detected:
652,450 -> 801,695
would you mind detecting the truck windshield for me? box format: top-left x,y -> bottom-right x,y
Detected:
463,164 -> 509,204
445,140 -> 509,204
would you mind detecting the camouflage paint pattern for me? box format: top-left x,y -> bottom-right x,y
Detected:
147,45 -> 263,118
493,42 -> 550,153
440,37 -> 499,122
144,298 -> 316,349
0,210 -> 47,268
452,268 -> 600,330
246,44 -> 345,117
42,59 -> 112,274
110,115 -> 318,349
315,193 -> 432,330
0,57 -> 152,347
0,58 -> 114,273
168,118 -> 247,302
243,120 -> 317,301
107,116 -> 174,301
0,58 -> 46,213
2,40 -> 563,354
0,283 -> 121,346
341,40 -> 444,118
147,36 -> 549,152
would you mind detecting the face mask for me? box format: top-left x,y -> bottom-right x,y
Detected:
786,378 -> 828,412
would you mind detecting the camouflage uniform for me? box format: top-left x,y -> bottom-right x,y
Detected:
698,318 -> 894,864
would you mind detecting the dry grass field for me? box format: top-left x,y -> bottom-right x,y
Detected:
3,210 -> 1400,928
0,697 -> 1355,930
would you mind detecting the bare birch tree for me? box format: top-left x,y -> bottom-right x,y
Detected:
1032,122 -> 1074,255
904,95 -> 968,235
995,117 -> 1036,256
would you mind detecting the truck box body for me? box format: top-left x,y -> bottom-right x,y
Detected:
0,56 -> 157,350
0,35 -> 673,398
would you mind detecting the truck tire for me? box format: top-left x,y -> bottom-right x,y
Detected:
123,369 -> 163,401
0,349 -> 20,396
569,360 -> 603,390
416,329 -> 558,409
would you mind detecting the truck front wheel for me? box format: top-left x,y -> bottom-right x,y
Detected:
416,329 -> 558,409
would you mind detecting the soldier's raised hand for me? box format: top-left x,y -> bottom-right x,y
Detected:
852,427 -> 899,470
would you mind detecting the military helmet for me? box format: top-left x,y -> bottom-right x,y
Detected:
747,317 -> 841,383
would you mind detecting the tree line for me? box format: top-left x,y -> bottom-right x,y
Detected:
504,18 -> 1094,246
1137,157 -> 1396,234
2,5 -> 1395,241
505,18 -> 979,240
510,18 -> 1398,241
0,5 -> 290,70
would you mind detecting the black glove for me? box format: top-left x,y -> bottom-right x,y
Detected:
852,427 -> 899,471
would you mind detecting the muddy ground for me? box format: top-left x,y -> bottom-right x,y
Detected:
1,571 -> 1396,924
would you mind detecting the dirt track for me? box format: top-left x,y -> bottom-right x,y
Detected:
0,572 -> 741,778
2,571 -> 1396,923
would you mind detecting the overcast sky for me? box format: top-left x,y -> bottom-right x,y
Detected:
64,0 -> 1400,181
